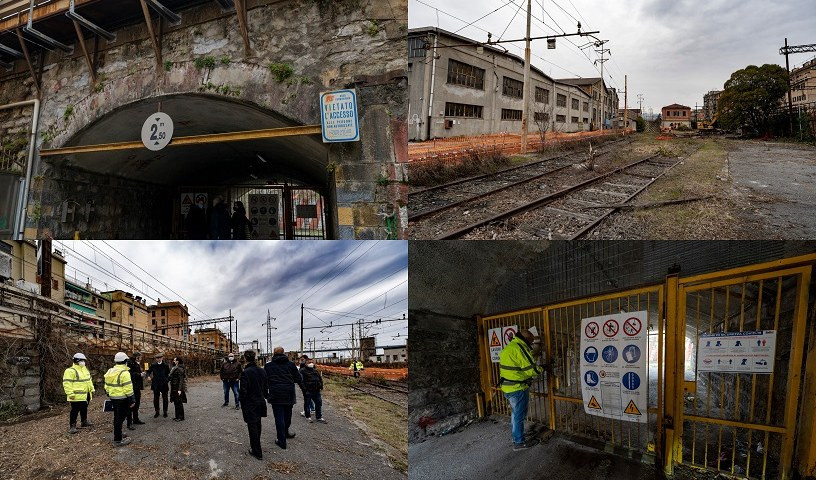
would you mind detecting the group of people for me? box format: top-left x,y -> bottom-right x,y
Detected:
240,348 -> 327,460
62,351 -> 188,446
186,195 -> 254,240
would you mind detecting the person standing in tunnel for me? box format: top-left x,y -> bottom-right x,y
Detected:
209,195 -> 231,239
187,196 -> 208,240
231,201 -> 253,240
499,328 -> 544,451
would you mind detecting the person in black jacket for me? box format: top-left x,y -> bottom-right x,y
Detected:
231,201 -> 253,240
209,195 -> 231,240
147,352 -> 170,418
240,350 -> 267,460
299,360 -> 326,423
264,347 -> 304,449
169,356 -> 188,421
126,351 -> 146,429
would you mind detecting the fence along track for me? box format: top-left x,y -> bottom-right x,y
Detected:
409,139 -> 631,223
436,154 -> 681,239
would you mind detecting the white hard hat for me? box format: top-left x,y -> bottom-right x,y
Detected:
114,352 -> 128,362
73,353 -> 87,360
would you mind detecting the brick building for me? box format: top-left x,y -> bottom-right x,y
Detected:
149,301 -> 190,341
661,104 -> 692,129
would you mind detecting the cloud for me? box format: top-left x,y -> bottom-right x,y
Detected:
56,241 -> 408,357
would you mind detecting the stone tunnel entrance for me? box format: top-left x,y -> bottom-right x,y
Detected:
36,93 -> 333,239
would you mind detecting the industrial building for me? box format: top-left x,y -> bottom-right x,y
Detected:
408,27 -> 619,141
704,90 -> 721,122
791,57 -> 816,107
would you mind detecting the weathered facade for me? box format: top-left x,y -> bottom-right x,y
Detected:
0,240 -> 66,303
105,289 -> 150,331
0,0 -> 408,240
704,90 -> 721,122
407,27 -> 619,141
148,300 -> 189,340
661,103 -> 692,129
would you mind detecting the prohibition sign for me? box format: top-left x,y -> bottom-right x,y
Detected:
585,322 -> 599,338
623,317 -> 642,336
603,319 -> 619,337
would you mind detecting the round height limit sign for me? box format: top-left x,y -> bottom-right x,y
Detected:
141,112 -> 174,151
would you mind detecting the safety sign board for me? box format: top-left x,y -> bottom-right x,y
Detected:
580,311 -> 648,423
320,89 -> 360,143
697,330 -> 776,374
488,324 -> 518,363
180,193 -> 194,216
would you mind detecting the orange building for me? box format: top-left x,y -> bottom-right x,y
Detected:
105,290 -> 150,331
661,104 -> 692,129
148,301 -> 190,340
193,327 -> 235,353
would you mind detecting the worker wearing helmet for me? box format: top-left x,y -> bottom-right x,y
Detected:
62,352 -> 95,434
104,351 -> 135,446
348,359 -> 365,378
499,329 -> 544,451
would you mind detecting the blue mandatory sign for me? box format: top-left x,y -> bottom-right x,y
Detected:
584,370 -> 599,387
622,345 -> 641,364
622,372 -> 641,390
584,346 -> 599,363
602,345 -> 618,363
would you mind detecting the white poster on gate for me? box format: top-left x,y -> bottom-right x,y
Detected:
697,330 -> 776,374
580,311 -> 648,423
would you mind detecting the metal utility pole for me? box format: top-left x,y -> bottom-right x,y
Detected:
637,94 -> 644,116
358,319 -> 363,360
520,0 -> 532,153
784,38 -> 794,137
624,75 -> 628,135
350,324 -> 355,360
300,303 -> 304,354
262,310 -> 276,362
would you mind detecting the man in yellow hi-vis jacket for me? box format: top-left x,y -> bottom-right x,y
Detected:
62,353 -> 95,434
499,329 -> 544,450
104,352 -> 135,447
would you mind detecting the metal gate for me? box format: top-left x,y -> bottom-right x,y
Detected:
175,185 -> 328,239
666,260 -> 812,479
477,254 -> 815,479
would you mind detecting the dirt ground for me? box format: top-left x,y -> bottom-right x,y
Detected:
0,375 -> 406,480
586,135 -> 816,239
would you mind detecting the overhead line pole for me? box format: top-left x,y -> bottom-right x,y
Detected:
520,0 -> 532,154
300,303 -> 304,354
784,38 -> 794,137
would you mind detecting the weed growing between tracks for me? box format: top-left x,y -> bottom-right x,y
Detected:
409,149 -> 510,186
323,376 -> 408,473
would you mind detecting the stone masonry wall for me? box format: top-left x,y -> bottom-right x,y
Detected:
0,0 -> 407,239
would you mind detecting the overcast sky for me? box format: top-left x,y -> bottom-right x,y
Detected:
409,0 -> 816,113
55,241 -> 408,357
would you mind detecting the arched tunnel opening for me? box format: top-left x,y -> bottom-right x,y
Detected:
41,93 -> 334,239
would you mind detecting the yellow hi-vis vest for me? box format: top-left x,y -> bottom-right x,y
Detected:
349,361 -> 364,371
62,364 -> 94,402
104,364 -> 134,400
499,336 -> 543,394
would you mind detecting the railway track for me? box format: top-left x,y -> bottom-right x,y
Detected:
322,370 -> 408,407
435,153 -> 684,240
409,138 -> 630,222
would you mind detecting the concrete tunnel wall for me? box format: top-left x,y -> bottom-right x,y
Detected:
408,241 -> 551,443
0,0 -> 409,240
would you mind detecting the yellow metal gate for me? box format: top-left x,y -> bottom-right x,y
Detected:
666,260 -> 812,479
477,254 -> 815,479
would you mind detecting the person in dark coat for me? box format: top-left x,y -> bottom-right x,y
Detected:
126,351 -> 146,429
209,195 -> 231,239
299,360 -> 326,423
169,356 -> 188,421
187,200 -> 207,240
231,201 -> 253,240
220,353 -> 242,409
264,347 -> 304,449
240,350 -> 267,460
146,352 -> 170,418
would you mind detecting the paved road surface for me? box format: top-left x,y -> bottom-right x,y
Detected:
728,141 -> 816,238
409,419 -> 656,480
115,379 -> 404,479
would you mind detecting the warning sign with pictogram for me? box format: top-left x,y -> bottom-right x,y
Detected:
488,325 -> 518,363
580,311 -> 647,423
624,400 -> 641,416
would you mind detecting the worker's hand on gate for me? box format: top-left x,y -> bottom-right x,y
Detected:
178,391 -> 181,396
